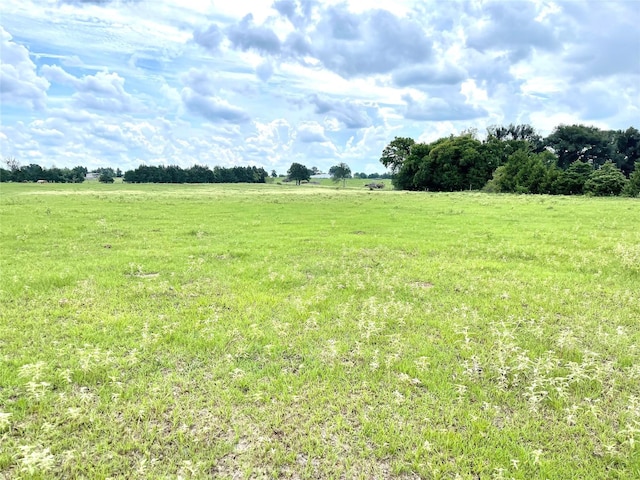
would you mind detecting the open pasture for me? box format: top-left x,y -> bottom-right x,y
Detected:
0,182 -> 639,479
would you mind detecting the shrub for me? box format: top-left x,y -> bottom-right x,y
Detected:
584,161 -> 627,196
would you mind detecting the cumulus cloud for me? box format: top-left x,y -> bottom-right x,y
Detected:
227,14 -> 281,55
58,0 -> 141,5
41,65 -> 134,113
297,121 -> 328,143
0,27 -> 49,109
309,6 -> 433,77
273,0 -> 316,28
181,88 -> 249,123
29,120 -> 65,146
180,68 -> 219,96
179,67 -> 250,123
392,63 -> 468,87
403,93 -> 488,122
466,1 -> 559,61
559,1 -> 640,80
256,61 -> 274,82
1,0 -> 638,173
309,94 -> 374,129
193,24 -> 224,53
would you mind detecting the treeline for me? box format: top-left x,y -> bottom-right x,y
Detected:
382,124 -> 640,196
353,172 -> 393,179
0,164 -> 88,183
122,164 -> 268,184
0,162 -> 270,185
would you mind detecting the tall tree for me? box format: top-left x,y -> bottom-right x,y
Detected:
615,127 -> 640,177
4,157 -> 20,173
545,125 -> 613,170
287,163 -> 311,185
410,135 -> 493,191
380,137 -> 415,174
487,123 -> 543,150
329,163 -> 351,187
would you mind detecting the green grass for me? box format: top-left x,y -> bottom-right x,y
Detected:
1,182 -> 639,478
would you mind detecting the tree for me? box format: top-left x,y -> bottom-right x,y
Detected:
95,167 -> 116,177
71,166 -> 87,183
584,161 -> 627,196
545,125 -> 613,170
287,163 -> 311,185
552,161 -> 593,195
394,134 -> 493,191
380,137 -> 415,174
271,170 -> 277,178
99,171 -> 115,183
622,162 -> 640,197
483,149 -> 551,194
4,156 -> 20,173
329,163 -> 351,187
615,127 -> 640,177
115,168 -> 123,178
486,123 -> 543,151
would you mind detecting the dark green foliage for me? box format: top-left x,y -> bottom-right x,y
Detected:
544,124 -> 614,170
483,149 -> 556,194
394,134 -> 499,191
0,163 -> 87,183
487,123 -> 544,151
552,161 -> 594,195
381,123 -> 637,196
99,172 -> 115,183
94,167 -> 116,178
71,166 -> 87,183
584,161 -> 628,196
622,162 -> 640,197
287,163 -> 311,185
380,136 -> 415,174
123,164 -> 268,183
329,163 -> 352,187
615,127 -> 640,177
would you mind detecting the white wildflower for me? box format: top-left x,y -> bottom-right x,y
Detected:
0,411 -> 12,430
19,446 -> 55,475
531,449 -> 543,465
18,361 -> 47,381
25,381 -> 51,399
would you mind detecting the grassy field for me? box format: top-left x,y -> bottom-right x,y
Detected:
1,182 -> 639,479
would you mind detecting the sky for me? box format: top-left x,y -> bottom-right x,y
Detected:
1,0 -> 639,174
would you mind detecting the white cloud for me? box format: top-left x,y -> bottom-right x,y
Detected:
297,121 -> 328,143
0,0 -> 638,174
0,27 -> 49,109
41,65 -> 136,112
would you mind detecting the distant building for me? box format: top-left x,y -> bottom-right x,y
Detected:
310,173 -> 330,179
85,172 -> 99,180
